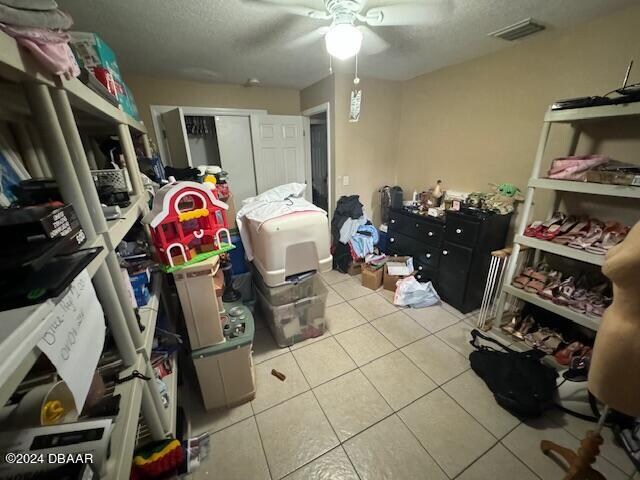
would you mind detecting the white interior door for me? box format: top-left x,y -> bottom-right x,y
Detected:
160,107 -> 192,168
250,115 -> 309,197
214,115 -> 257,205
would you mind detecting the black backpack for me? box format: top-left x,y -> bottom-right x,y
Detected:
469,329 -> 558,417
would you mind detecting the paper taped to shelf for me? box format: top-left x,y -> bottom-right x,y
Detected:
37,270 -> 106,411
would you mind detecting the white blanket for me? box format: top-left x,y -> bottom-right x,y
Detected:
236,183 -> 327,260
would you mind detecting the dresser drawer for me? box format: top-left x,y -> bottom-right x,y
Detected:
414,245 -> 440,269
389,211 -> 443,246
415,266 -> 437,283
445,215 -> 480,247
387,232 -> 421,257
437,242 -> 473,307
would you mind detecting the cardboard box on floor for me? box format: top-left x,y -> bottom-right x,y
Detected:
362,264 -> 384,290
347,260 -> 363,276
383,256 -> 413,291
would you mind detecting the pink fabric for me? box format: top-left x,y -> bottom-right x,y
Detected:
547,155 -> 609,181
0,23 -> 79,79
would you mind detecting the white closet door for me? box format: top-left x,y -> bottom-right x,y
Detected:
214,115 -> 257,205
160,107 -> 192,168
250,115 -> 308,195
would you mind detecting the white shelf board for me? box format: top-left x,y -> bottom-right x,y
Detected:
104,354 -> 146,480
165,353 -> 178,436
503,285 -> 600,331
138,273 -> 162,357
529,178 -> 640,198
105,196 -> 144,249
0,30 -> 146,133
545,102 -> 640,123
0,242 -> 106,406
514,235 -> 605,266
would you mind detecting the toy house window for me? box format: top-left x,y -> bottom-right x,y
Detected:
177,195 -> 197,212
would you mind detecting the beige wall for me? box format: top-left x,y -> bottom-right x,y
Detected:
395,4 -> 640,226
124,74 -> 301,146
333,74 -> 401,224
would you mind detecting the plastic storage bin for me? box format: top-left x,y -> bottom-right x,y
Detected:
253,268 -> 324,306
255,282 -> 328,347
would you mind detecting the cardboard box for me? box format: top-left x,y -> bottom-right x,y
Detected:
362,265 -> 383,290
70,32 -> 122,80
224,193 -> 237,231
383,256 -> 413,291
347,260 -> 363,276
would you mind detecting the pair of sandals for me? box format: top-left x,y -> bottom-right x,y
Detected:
501,315 -> 564,355
512,263 -> 560,295
554,341 -> 593,368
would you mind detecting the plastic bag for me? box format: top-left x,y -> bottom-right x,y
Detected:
393,276 -> 441,308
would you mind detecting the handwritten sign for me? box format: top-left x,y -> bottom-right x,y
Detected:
37,270 -> 106,411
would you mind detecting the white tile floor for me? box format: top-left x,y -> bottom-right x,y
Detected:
186,271 -> 637,480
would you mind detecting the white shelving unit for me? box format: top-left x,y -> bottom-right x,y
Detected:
0,30 -> 174,478
494,102 -> 640,333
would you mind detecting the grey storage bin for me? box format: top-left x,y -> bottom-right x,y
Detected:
255,282 -> 328,347
253,267 -> 324,306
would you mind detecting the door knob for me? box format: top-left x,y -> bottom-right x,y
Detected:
443,250 -> 448,255
456,228 -> 462,234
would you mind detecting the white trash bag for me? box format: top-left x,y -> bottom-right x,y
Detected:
393,276 -> 441,308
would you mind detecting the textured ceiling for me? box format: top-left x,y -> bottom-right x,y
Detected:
58,0 -> 635,89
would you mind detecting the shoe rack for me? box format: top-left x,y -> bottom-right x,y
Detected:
493,102 -> 640,333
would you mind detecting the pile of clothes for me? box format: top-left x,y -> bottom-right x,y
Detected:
331,195 -> 379,272
0,0 -> 79,79
547,155 -> 609,181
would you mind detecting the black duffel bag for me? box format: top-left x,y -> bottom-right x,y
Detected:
469,329 -> 558,417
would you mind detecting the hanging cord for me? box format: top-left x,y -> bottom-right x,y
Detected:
114,370 -> 151,384
354,53 -> 360,87
329,54 -> 333,74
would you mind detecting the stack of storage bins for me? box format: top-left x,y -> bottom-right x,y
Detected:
253,268 -> 328,347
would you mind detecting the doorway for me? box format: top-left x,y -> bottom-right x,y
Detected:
303,103 -> 331,217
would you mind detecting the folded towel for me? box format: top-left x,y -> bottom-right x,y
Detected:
0,3 -> 71,29
0,0 -> 58,11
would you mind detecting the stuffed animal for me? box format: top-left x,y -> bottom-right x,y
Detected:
485,182 -> 524,214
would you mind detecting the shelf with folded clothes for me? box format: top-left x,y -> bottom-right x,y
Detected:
531,154 -> 640,199
0,30 -> 145,132
519,212 -> 630,266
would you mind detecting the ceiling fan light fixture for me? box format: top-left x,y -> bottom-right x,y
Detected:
325,23 -> 362,60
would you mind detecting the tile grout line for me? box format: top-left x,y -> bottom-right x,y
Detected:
288,347 -> 364,480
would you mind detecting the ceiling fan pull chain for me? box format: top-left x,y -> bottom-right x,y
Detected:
329,54 -> 333,74
354,53 -> 360,85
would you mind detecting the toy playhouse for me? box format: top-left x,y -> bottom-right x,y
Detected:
143,181 -> 233,270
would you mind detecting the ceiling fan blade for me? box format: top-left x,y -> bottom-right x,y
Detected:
364,1 -> 453,26
285,26 -> 329,49
357,26 -> 390,55
243,0 -> 330,19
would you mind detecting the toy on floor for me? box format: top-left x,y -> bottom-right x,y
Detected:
143,179 -> 234,271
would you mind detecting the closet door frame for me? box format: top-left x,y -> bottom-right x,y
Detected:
150,105 -> 267,167
302,102 -> 332,221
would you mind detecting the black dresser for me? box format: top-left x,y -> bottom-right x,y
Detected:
387,208 -> 511,314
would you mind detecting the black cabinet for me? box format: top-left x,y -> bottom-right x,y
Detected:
387,208 -> 511,314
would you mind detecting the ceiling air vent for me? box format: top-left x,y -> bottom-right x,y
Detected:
488,18 -> 545,41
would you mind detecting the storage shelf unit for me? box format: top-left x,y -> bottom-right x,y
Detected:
494,103 -> 640,333
0,30 -> 173,479
514,235 -> 605,266
106,195 -> 146,249
503,285 -> 601,331
528,178 -> 640,199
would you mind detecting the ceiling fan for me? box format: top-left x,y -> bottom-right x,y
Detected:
246,0 -> 453,60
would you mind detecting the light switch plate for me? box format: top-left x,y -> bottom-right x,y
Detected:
343,176 -> 350,186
